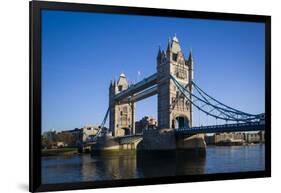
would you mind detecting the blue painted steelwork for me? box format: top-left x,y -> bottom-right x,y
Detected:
114,73 -> 157,101
175,121 -> 265,134
92,74 -> 265,141
91,107 -> 110,141
192,81 -> 258,116
170,75 -> 264,123
120,85 -> 158,104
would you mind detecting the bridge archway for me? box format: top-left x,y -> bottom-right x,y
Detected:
172,115 -> 189,129
121,127 -> 131,136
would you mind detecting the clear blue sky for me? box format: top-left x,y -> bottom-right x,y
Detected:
42,10 -> 265,132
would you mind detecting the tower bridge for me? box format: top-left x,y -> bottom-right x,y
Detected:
91,35 -> 265,152
109,35 -> 194,137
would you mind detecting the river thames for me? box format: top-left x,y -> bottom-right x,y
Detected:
42,144 -> 265,184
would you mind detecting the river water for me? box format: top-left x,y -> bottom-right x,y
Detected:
42,144 -> 265,184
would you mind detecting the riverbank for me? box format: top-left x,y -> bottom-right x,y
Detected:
42,148 -> 78,156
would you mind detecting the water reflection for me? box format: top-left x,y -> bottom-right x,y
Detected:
137,150 -> 206,177
41,145 -> 265,184
81,153 -> 138,181
81,150 -> 206,180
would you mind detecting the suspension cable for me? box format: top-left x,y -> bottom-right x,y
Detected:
192,81 -> 259,117
171,75 -> 256,119
171,75 -> 257,122
93,107 -> 110,140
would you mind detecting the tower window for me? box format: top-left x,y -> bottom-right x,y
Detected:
118,85 -> 123,91
172,53 -> 178,61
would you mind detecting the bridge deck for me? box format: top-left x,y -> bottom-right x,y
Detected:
176,122 -> 265,135
85,122 -> 265,146
114,73 -> 157,101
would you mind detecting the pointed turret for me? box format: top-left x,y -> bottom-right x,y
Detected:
117,72 -> 128,92
157,46 -> 162,59
119,72 -> 126,78
109,80 -> 113,87
157,46 -> 161,57
170,34 -> 181,53
187,49 -> 194,68
187,49 -> 194,81
172,33 -> 179,43
109,79 -> 116,91
157,46 -> 162,65
166,37 -> 171,53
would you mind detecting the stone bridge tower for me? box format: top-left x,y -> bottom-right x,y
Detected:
109,73 -> 135,136
157,35 -> 193,129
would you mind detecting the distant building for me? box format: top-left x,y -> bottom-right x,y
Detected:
42,130 -> 56,142
205,132 -> 244,145
245,131 -> 265,143
56,141 -> 66,148
42,130 -> 57,149
135,116 -> 157,134
259,131 -> 265,142
82,125 -> 99,142
205,131 -> 265,145
59,128 -> 82,147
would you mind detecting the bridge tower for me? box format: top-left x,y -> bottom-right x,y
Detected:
109,73 -> 135,136
157,35 -> 193,129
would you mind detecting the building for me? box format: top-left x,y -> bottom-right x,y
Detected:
57,128 -> 82,147
259,131 -> 265,142
205,132 -> 244,144
56,141 -> 66,148
135,116 -> 157,134
42,130 -> 56,142
245,131 -> 265,143
42,130 -> 57,149
205,131 -> 265,145
82,125 -> 99,142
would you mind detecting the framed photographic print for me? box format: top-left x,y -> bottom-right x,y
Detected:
30,1 -> 271,192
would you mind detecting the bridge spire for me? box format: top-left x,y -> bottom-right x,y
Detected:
172,33 -> 179,42
157,46 -> 163,65
170,34 -> 181,52
187,49 -> 194,67
166,37 -> 171,53
120,72 -> 126,78
157,46 -> 162,58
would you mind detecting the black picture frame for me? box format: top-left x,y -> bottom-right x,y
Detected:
29,1 -> 271,192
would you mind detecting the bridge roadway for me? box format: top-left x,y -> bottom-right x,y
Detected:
175,121 -> 265,135
86,122 -> 265,149
114,73 -> 157,102
114,121 -> 265,140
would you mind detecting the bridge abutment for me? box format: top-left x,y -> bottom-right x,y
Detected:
176,134 -> 206,153
140,128 -> 206,153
